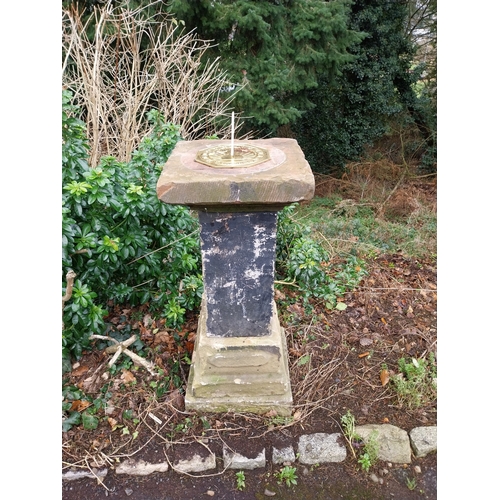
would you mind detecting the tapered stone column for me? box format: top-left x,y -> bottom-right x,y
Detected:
157,138 -> 314,415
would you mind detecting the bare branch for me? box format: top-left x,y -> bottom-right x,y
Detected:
62,269 -> 77,327
62,1 -> 241,166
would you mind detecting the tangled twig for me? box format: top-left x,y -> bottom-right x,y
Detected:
90,334 -> 157,375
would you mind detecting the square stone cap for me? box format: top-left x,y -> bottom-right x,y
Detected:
156,138 -> 315,211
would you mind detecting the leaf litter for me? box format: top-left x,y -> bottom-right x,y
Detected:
62,252 -> 437,498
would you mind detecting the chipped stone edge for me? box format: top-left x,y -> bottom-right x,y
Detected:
62,468 -> 108,482
223,446 -> 266,470
115,459 -> 169,476
172,452 -> 217,474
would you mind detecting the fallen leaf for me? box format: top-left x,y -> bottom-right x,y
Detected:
287,303 -> 304,316
380,369 -> 390,386
167,389 -> 185,411
79,374 -> 101,393
359,337 -> 373,346
121,370 -> 136,384
153,330 -> 175,347
71,365 -> 90,377
264,489 -> 277,496
381,317 -> 387,324
336,302 -> 347,311
107,417 -> 118,430
70,400 -> 91,412
185,336 -> 195,354
293,410 -> 302,421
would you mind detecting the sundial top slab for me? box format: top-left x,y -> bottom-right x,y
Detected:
156,138 -> 315,211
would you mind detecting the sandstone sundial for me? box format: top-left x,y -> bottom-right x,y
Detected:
157,135 -> 315,415
195,144 -> 270,169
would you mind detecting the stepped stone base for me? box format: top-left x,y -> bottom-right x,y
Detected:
185,297 -> 293,416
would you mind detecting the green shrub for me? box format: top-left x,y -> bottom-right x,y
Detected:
276,204 -> 368,309
62,90 -> 203,362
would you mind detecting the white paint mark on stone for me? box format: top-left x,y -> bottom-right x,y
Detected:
253,224 -> 268,258
244,268 -> 262,280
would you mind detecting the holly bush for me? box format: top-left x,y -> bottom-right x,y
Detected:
62,90 -> 203,362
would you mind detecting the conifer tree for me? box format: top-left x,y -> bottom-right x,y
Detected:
168,0 -> 361,134
293,0 -> 425,173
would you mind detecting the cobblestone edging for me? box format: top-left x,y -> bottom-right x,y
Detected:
62,424 -> 436,482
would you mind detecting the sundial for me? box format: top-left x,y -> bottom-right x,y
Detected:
195,144 -> 270,169
157,133 -> 314,415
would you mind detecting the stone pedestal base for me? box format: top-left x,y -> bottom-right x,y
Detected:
185,297 -> 293,416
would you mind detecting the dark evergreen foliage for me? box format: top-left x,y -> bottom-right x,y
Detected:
167,0 -> 362,134
293,0 -> 425,174
63,0 -> 436,173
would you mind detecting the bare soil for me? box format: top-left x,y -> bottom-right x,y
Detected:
63,248 -> 437,500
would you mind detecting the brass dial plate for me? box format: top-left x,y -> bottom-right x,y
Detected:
195,144 -> 270,169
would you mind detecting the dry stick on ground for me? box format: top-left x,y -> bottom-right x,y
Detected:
110,414 -> 175,460
83,458 -> 110,490
63,405 -> 176,473
292,353 -> 347,402
120,409 -> 236,479
89,334 -> 157,375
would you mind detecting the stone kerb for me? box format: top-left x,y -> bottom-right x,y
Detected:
63,425 -> 438,481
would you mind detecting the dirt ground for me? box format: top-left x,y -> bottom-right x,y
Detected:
62,247 -> 437,499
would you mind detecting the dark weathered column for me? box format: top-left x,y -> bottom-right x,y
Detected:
199,211 -> 277,338
157,138 -> 314,415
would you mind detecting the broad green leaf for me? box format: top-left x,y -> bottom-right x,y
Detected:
62,411 -> 81,432
336,302 -> 347,311
297,354 -> 310,366
82,412 -> 99,430
123,409 -> 134,420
